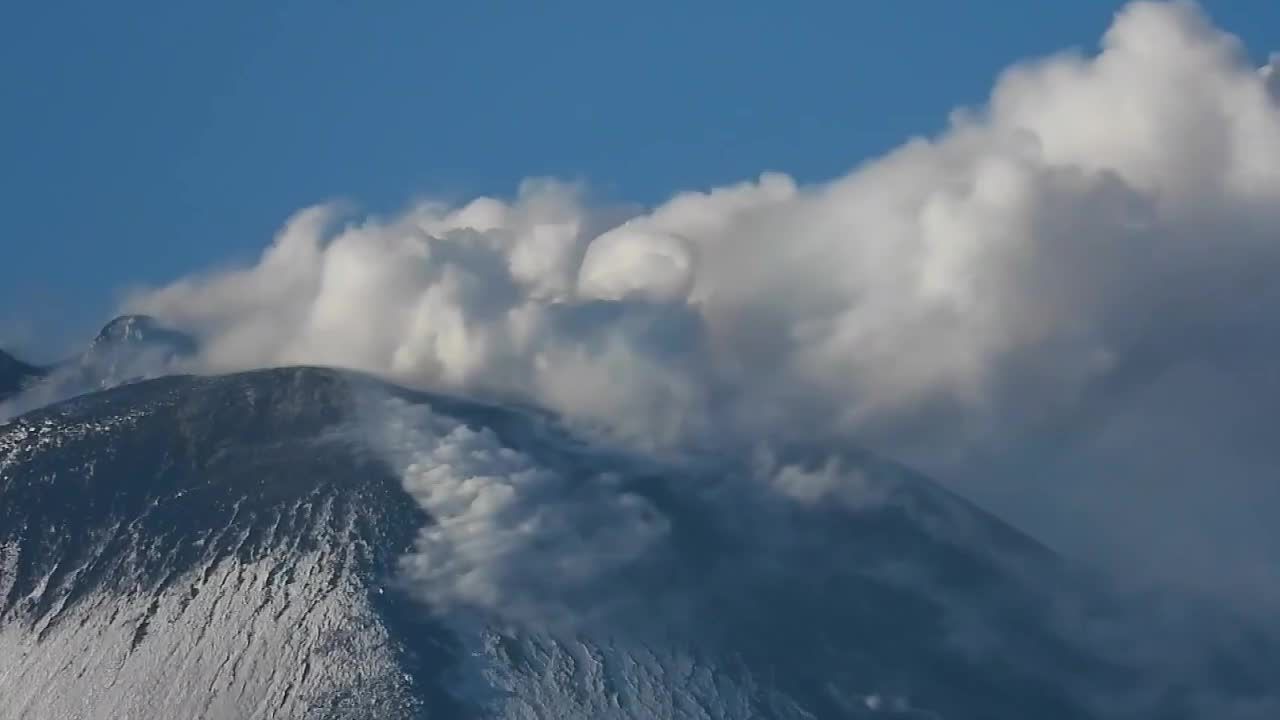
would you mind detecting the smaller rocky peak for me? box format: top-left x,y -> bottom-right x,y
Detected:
77,315 -> 200,394
89,315 -> 198,357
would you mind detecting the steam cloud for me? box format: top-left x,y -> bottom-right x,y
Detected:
368,395 -> 672,630
127,2 -> 1280,602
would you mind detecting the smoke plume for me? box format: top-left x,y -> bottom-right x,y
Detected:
126,2 -> 1280,602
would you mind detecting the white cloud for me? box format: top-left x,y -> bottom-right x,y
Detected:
577,223 -> 695,303
125,1 -> 1280,597
364,394 -> 670,630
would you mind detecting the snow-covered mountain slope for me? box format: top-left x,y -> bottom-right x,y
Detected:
0,369 -> 458,719
0,367 -> 1272,718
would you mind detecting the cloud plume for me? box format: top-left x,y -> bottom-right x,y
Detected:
126,2 -> 1280,600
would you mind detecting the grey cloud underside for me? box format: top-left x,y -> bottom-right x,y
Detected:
2,368 -> 1277,719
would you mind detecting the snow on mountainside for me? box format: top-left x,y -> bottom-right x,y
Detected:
0,361 -> 1275,717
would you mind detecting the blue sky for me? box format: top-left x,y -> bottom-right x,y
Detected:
3,0 -> 1279,357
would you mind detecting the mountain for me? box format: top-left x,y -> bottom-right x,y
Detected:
0,315 -> 197,419
0,366 -> 1273,718
79,314 -> 198,388
86,314 -> 198,357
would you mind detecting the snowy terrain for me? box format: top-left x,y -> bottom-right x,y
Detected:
0,321 -> 1276,718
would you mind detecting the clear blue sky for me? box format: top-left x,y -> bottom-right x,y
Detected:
3,1 -> 1279,357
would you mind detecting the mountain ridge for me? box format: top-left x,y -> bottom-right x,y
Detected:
0,360 -> 1274,717
0,314 -> 197,418
0,365 -> 1139,718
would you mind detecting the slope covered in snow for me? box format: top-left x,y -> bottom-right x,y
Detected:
0,367 -> 1274,718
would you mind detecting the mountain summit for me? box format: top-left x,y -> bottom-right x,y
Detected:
0,316 -> 198,417
87,314 -> 198,356
81,314 -> 198,380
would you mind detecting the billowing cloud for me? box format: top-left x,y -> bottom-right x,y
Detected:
578,223 -> 695,303
126,1 -> 1280,601
367,394 -> 672,631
